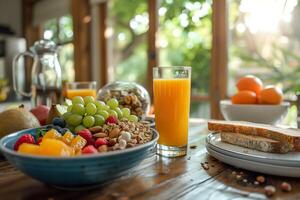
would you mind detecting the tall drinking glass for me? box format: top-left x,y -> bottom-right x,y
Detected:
153,66 -> 191,157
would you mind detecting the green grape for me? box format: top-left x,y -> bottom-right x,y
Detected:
107,98 -> 119,109
94,115 -> 105,126
86,102 -> 97,115
95,100 -> 106,109
67,105 -> 73,112
128,115 -> 138,122
84,96 -> 95,105
102,105 -> 110,111
108,110 -> 118,118
120,117 -> 128,121
74,125 -> 86,132
83,116 -> 95,128
98,110 -> 109,119
71,103 -> 85,115
64,98 -> 72,106
72,96 -> 84,105
62,112 -> 72,120
66,114 -> 83,126
114,107 -> 123,118
121,108 -> 130,118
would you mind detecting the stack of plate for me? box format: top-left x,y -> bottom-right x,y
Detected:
206,133 -> 300,177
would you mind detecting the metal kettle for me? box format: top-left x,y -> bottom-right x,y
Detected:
13,39 -> 62,107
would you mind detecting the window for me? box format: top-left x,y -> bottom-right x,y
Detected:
42,14 -> 75,83
158,0 -> 212,118
102,0 -> 212,117
228,0 -> 299,126
107,0 -> 148,86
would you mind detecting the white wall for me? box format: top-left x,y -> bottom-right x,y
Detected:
0,0 -> 22,36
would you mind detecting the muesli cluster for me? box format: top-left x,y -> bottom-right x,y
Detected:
89,119 -> 153,152
100,89 -> 149,118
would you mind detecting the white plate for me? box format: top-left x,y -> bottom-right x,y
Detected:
206,133 -> 300,167
206,145 -> 300,177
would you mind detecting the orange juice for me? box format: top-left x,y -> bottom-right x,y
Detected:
153,78 -> 191,147
66,89 -> 96,99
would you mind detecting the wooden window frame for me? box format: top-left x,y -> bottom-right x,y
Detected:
96,0 -> 227,119
210,0 -> 228,119
23,0 -> 228,118
71,0 -> 91,82
22,0 -> 41,90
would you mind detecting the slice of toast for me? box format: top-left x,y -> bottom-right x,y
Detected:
208,120 -> 300,151
220,132 -> 290,153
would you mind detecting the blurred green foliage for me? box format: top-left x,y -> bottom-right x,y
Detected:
110,0 -> 212,96
42,15 -> 74,82
109,0 -> 148,84
230,1 -> 300,95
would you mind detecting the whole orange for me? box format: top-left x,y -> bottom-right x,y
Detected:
231,90 -> 257,104
259,86 -> 283,105
236,75 -> 263,95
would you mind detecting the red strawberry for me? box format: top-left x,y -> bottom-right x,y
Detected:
14,134 -> 35,150
82,145 -> 98,154
86,138 -> 95,146
77,129 -> 94,146
106,116 -> 117,124
95,138 -> 108,148
77,129 -> 92,140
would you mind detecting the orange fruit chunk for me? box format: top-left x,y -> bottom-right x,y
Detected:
39,138 -> 74,157
18,143 -> 40,155
231,90 -> 257,104
60,131 -> 74,145
259,86 -> 283,105
43,129 -> 62,139
236,75 -> 263,95
70,135 -> 87,151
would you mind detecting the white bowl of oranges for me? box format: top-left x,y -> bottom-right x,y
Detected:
220,75 -> 290,125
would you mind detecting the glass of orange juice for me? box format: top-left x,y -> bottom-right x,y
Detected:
66,82 -> 97,99
153,66 -> 191,157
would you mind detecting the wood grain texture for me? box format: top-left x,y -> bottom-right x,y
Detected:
98,2 -> 108,87
210,0 -> 228,119
147,0 -> 158,99
72,0 -> 92,82
22,0 -> 41,91
1,121 -> 300,200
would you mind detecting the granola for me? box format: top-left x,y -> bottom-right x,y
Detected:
99,88 -> 150,118
89,119 -> 153,152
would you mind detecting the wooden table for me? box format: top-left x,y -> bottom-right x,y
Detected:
1,119 -> 300,200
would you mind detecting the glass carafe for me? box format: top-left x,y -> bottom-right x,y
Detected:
13,39 -> 62,107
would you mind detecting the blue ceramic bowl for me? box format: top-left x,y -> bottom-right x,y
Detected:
0,127 -> 158,187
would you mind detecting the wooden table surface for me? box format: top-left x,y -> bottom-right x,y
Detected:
1,119 -> 300,200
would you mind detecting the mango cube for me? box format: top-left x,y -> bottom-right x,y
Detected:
75,149 -> 82,156
61,131 -> 74,145
18,143 -> 40,155
39,138 -> 74,157
70,135 -> 87,151
43,129 -> 62,139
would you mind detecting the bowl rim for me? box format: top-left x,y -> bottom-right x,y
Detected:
0,127 -> 159,160
220,99 -> 290,107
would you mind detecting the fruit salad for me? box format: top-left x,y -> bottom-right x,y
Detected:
14,96 -> 153,157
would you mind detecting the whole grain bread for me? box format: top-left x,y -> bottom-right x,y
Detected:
220,132 -> 290,153
208,120 -> 300,151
